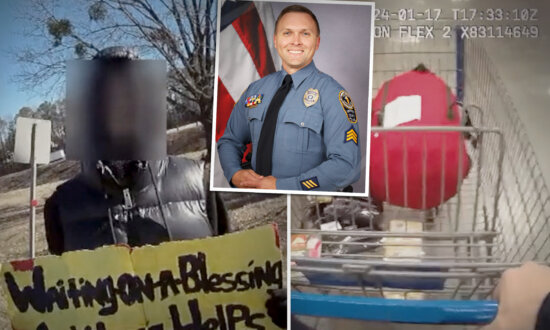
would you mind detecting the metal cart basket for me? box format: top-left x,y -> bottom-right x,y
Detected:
290,30 -> 550,326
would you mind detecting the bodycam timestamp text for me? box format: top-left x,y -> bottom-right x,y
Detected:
374,8 -> 540,39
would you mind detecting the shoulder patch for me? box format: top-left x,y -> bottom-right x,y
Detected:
245,94 -> 263,108
344,126 -> 358,145
338,90 -> 357,123
300,177 -> 320,190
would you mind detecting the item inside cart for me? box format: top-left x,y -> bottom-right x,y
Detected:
293,219 -> 447,290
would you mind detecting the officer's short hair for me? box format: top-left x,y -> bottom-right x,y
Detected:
275,5 -> 320,36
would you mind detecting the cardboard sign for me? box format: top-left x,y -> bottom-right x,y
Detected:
0,225 -> 282,330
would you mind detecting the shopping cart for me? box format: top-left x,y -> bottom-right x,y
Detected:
290,30 -> 550,326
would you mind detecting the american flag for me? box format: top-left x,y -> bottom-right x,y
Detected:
213,1 -> 280,187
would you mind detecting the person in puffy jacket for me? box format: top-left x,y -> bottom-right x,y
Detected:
44,158 -> 228,254
44,46 -> 228,254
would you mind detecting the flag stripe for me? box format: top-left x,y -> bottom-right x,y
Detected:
232,3 -> 276,78
216,78 -> 235,141
255,1 -> 279,70
219,25 -> 261,100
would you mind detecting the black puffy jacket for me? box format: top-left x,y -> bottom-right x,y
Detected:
44,156 -> 228,254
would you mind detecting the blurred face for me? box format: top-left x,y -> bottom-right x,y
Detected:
274,12 -> 320,74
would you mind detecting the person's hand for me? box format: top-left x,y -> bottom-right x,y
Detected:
484,262 -> 550,330
231,169 -> 263,188
256,176 -> 277,189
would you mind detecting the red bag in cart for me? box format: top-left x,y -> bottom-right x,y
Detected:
370,66 -> 470,209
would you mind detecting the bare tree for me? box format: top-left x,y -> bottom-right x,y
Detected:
0,100 -> 66,172
35,100 -> 66,149
15,0 -> 216,156
0,117 -> 16,170
0,117 -> 9,165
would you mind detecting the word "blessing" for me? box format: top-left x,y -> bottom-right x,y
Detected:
4,252 -> 283,316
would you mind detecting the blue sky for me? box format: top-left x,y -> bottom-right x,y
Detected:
0,0 -> 207,120
0,1 -> 46,119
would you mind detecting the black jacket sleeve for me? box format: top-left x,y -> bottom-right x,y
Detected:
203,162 -> 230,236
43,191 -> 65,255
206,191 -> 230,235
536,292 -> 550,330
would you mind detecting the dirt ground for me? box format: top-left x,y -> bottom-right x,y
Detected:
0,124 -> 206,195
0,181 -> 58,328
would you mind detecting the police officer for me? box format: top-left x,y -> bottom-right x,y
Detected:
217,5 -> 361,191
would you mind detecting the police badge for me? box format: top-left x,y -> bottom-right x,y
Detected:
303,88 -> 319,107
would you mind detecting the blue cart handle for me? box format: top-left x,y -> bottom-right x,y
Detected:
292,291 -> 498,324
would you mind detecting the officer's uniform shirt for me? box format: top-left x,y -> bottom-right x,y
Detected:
217,61 -> 361,191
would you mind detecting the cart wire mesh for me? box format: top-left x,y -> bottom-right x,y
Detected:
291,30 -> 550,325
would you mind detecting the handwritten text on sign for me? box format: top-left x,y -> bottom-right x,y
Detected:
0,225 -> 283,330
